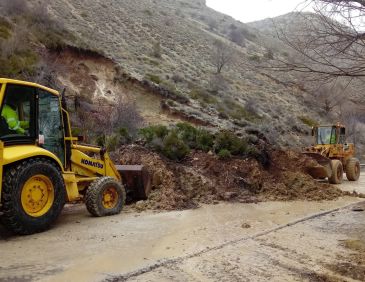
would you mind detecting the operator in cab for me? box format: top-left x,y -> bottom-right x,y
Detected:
1,102 -> 29,134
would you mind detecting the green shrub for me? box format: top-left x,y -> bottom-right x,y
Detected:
299,116 -> 318,127
176,122 -> 198,146
162,130 -> 190,161
118,127 -> 132,144
71,127 -> 82,137
34,28 -> 67,49
175,123 -> 215,152
0,18 -> 12,39
220,98 -> 261,122
143,9 -> 153,16
96,134 -> 106,147
196,129 -> 214,152
214,130 -> 248,155
161,81 -> 183,97
249,54 -> 261,62
139,125 -> 169,143
146,73 -> 162,84
189,88 -> 218,105
139,124 -> 254,160
106,134 -> 119,151
0,50 -> 38,77
153,125 -> 169,138
217,149 -> 232,159
247,146 -> 270,167
166,99 -> 176,107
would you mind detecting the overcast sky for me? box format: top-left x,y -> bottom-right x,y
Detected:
206,0 -> 314,23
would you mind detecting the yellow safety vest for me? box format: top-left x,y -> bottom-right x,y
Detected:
1,104 -> 25,134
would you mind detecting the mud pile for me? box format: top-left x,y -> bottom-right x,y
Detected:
117,145 -> 347,211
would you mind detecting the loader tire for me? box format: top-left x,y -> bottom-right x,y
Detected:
0,158 -> 66,235
85,177 -> 126,217
328,160 -> 343,184
346,158 -> 360,181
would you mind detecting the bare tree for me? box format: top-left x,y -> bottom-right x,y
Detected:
272,0 -> 365,81
229,28 -> 246,47
338,105 -> 363,145
211,40 -> 233,74
314,81 -> 347,114
110,96 -> 144,135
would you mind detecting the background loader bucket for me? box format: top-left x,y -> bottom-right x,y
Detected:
116,165 -> 152,201
303,153 -> 332,179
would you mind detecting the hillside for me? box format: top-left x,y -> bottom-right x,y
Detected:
1,0 -> 362,150
39,0 -> 325,147
248,12 -> 365,156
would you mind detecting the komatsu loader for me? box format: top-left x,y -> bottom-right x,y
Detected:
0,78 -> 151,235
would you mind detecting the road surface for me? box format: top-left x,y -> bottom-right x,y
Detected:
0,174 -> 364,282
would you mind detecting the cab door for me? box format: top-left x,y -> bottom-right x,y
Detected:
38,89 -> 65,166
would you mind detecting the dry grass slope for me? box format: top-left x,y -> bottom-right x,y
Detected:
33,0 -> 326,147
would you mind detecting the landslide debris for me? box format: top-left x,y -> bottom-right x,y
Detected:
117,145 -> 348,211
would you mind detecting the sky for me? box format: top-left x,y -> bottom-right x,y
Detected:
206,0 -> 314,23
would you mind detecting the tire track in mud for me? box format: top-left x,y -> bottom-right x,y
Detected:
104,200 -> 365,282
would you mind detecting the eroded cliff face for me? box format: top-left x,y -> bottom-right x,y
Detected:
47,47 -> 180,126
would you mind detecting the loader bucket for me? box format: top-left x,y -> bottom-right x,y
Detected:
303,153 -> 332,179
116,165 -> 152,201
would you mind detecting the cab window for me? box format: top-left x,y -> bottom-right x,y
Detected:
0,84 -> 36,141
38,89 -> 65,165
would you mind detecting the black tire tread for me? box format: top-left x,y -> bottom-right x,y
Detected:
346,158 -> 360,181
0,158 -> 66,235
328,160 -> 343,184
85,177 -> 125,217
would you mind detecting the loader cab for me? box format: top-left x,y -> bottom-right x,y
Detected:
0,81 -> 66,166
313,125 -> 346,145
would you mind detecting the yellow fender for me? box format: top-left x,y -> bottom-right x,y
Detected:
0,144 -> 65,200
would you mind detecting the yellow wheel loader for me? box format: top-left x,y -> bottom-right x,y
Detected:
0,78 -> 151,235
303,123 -> 360,184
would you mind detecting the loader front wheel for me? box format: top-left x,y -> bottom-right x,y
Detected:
85,177 -> 126,217
346,158 -> 360,181
0,159 -> 66,235
329,160 -> 343,184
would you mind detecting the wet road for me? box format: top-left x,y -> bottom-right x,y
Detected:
0,173 -> 364,282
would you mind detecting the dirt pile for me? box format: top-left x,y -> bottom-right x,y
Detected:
117,145 -> 347,211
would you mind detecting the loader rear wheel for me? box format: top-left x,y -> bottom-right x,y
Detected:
346,158 -> 360,181
0,159 -> 66,235
85,177 -> 126,217
328,160 -> 343,184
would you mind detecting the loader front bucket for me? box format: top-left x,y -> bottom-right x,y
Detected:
116,165 -> 152,201
303,153 -> 332,179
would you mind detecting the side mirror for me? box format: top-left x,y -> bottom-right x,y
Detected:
77,135 -> 85,142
